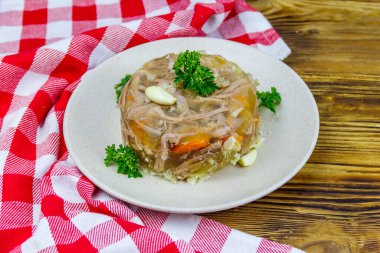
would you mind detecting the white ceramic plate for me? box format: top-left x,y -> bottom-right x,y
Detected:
64,37 -> 319,214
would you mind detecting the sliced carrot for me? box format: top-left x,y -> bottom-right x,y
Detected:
171,134 -> 210,154
234,134 -> 243,143
127,95 -> 134,101
171,139 -> 209,154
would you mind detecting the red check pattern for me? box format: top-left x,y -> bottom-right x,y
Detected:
0,0 -> 298,252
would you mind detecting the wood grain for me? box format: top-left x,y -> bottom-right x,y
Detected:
204,1 -> 380,252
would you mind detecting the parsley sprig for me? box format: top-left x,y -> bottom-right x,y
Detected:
104,144 -> 142,178
173,50 -> 219,97
257,87 -> 282,113
114,74 -> 131,102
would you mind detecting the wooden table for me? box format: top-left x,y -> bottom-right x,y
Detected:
205,1 -> 380,252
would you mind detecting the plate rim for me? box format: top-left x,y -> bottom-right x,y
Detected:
64,37 -> 320,214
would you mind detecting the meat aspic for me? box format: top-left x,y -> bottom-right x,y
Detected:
119,53 -> 259,182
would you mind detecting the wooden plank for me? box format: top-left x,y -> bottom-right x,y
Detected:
205,1 -> 380,252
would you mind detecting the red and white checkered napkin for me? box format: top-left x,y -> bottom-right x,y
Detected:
0,0 -> 299,252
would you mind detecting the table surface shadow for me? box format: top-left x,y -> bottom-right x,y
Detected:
204,1 -> 380,252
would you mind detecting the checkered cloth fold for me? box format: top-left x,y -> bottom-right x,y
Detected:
0,0 -> 299,252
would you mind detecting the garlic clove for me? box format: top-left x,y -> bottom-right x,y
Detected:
250,136 -> 265,149
145,86 -> 177,105
223,136 -> 236,150
231,107 -> 244,117
239,149 -> 257,167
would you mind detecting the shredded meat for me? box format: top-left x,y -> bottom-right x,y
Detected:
151,106 -> 229,123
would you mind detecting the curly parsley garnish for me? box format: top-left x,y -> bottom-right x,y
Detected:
114,74 -> 131,102
257,87 -> 282,113
173,50 -> 219,97
104,144 -> 142,178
